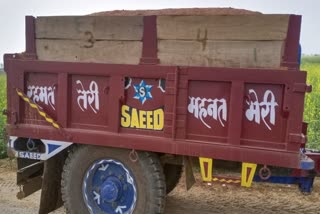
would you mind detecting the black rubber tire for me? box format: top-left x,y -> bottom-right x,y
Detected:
61,146 -> 166,214
163,164 -> 183,194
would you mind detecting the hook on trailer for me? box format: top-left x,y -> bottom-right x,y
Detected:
259,165 -> 271,180
129,149 -> 139,162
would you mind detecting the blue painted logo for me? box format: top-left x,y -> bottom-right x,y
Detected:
47,144 -> 61,154
133,80 -> 153,104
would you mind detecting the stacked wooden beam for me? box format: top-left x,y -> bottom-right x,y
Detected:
35,8 -> 291,69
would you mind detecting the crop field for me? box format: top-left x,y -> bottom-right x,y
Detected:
0,73 -> 6,158
0,58 -> 319,157
302,57 -> 320,150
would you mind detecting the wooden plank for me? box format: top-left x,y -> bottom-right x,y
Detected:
36,16 -> 143,40
36,39 -> 142,64
158,40 -> 283,68
157,15 -> 289,41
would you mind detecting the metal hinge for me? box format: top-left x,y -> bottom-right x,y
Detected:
3,109 -> 18,125
293,83 -> 312,93
289,133 -> 306,145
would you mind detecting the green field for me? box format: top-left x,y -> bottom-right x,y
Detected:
0,58 -> 319,158
0,74 -> 6,158
302,58 -> 320,149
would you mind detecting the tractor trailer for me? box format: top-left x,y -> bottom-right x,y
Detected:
3,8 -> 318,214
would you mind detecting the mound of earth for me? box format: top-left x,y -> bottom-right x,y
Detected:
90,7 -> 261,16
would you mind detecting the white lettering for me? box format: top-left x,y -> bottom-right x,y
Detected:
18,151 -> 41,160
27,85 -> 56,110
76,80 -> 100,113
245,89 -> 278,130
188,96 -> 227,129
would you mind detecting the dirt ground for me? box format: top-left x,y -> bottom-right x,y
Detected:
1,159 -> 320,214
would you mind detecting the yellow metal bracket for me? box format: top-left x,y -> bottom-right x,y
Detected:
199,157 -> 257,188
241,162 -> 257,187
199,157 -> 213,182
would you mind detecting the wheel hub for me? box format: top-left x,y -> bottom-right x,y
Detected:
82,159 -> 137,214
101,177 -> 122,203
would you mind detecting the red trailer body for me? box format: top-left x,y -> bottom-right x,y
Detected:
3,13 -> 315,214
4,57 -> 312,169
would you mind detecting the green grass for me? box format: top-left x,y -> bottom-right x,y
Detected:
302,59 -> 320,150
0,57 -> 319,158
0,74 -> 6,158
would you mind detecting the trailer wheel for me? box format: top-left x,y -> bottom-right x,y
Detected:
61,146 -> 166,214
163,164 -> 183,194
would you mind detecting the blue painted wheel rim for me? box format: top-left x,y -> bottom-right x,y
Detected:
82,159 -> 137,214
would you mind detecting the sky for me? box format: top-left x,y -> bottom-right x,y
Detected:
0,0 -> 319,64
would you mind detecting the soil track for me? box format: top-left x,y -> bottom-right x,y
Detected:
1,159 -> 320,214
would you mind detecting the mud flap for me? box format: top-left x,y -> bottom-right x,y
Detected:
39,151 -> 67,214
